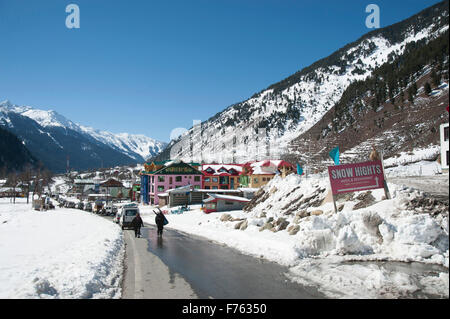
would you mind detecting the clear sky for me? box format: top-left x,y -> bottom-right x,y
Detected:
0,0 -> 443,142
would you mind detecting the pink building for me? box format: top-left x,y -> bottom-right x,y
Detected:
144,160 -> 203,206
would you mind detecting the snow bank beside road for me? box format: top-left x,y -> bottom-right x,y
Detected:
0,199 -> 124,299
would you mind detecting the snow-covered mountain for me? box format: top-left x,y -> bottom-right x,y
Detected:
160,1 -> 448,164
0,100 -> 166,172
78,126 -> 166,161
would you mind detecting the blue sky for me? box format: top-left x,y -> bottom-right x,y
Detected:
0,0 -> 442,142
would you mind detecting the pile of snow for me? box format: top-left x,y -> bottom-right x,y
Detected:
140,172 -> 448,298
0,199 -> 124,298
384,145 -> 441,168
385,160 -> 442,177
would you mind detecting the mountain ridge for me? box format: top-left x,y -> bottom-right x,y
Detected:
0,100 -> 166,172
156,0 -> 449,164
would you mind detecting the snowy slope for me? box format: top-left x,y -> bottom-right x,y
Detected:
0,198 -> 124,298
79,126 -> 166,161
166,2 -> 449,164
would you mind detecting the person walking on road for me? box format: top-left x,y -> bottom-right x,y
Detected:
131,212 -> 145,238
154,208 -> 166,237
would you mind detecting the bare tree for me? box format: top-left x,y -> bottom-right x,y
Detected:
19,164 -> 34,204
7,170 -> 19,204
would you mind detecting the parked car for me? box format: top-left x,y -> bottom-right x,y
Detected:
105,203 -> 113,216
84,202 -> 92,212
77,202 -> 84,210
93,200 -> 105,214
113,211 -> 121,224
104,203 -> 118,216
119,203 -> 139,230
64,201 -> 76,209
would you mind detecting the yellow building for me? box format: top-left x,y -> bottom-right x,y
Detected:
239,160 -> 294,188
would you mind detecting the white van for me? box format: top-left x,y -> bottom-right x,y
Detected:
119,203 -> 140,230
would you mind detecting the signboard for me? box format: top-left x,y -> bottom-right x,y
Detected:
328,160 -> 385,195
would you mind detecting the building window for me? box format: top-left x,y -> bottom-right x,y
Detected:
224,201 -> 234,205
445,126 -> 449,141
158,176 -> 165,182
194,185 -> 200,189
176,176 -> 182,182
253,178 -> 258,183
212,186 -> 218,189
447,150 -> 449,166
169,177 -> 172,184
205,177 -> 210,182
205,186 -> 210,189
157,186 -> 164,192
194,176 -> 200,182
212,178 -> 218,183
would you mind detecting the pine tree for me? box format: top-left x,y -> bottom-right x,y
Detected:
431,69 -> 441,87
424,82 -> 432,95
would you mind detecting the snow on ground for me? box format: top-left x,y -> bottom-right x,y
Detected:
0,198 -> 124,299
385,160 -> 442,177
384,145 -> 440,167
140,165 -> 448,299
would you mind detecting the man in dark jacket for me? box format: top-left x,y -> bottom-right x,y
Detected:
131,213 -> 144,238
154,209 -> 165,237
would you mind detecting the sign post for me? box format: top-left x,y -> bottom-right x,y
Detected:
328,160 -> 387,213
380,152 -> 391,200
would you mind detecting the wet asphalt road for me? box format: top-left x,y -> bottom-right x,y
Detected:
388,175 -> 449,199
120,222 -> 325,299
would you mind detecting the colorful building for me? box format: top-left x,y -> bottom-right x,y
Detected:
131,183 -> 140,202
201,164 -> 243,190
140,160 -> 203,205
239,160 -> 294,188
99,178 -> 129,199
203,193 -> 250,213
440,123 -> 449,170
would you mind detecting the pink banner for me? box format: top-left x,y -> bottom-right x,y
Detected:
328,160 -> 385,195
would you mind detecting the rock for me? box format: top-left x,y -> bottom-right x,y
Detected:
231,217 -> 245,222
234,220 -> 245,229
288,225 -> 300,235
293,215 -> 301,224
277,220 -> 290,231
274,217 -> 286,226
220,214 -> 232,222
267,217 -> 274,223
269,187 -> 278,194
338,204 -> 345,212
310,210 -> 323,216
259,212 -> 267,218
296,210 -> 308,218
239,219 -> 248,230
356,191 -> 372,201
353,192 -> 376,210
259,222 -> 274,232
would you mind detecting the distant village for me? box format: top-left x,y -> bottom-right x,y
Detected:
8,159 -> 296,214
